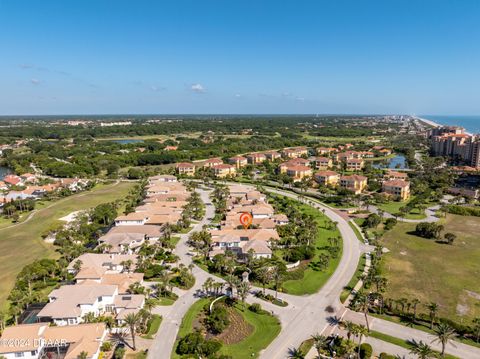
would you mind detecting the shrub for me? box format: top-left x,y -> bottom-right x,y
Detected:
205,306 -> 230,334
248,303 -> 262,313
113,347 -> 125,359
360,343 -> 373,359
100,341 -> 112,352
379,353 -> 395,359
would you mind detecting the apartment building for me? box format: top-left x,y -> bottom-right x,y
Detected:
340,175 -> 368,194
382,179 -> 411,200
314,170 -> 340,187
228,155 -> 248,169
176,162 -> 196,176
212,164 -> 237,177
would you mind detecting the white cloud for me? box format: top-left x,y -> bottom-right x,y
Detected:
191,83 -> 205,93
30,78 -> 41,85
235,94 -> 242,98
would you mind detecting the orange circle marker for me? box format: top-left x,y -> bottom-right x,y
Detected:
239,212 -> 253,229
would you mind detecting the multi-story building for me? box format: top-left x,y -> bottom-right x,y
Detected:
312,157 -> 332,169
212,164 -> 237,177
228,156 -> 248,169
314,170 -> 340,187
263,151 -> 282,161
285,165 -> 312,181
340,175 -> 368,194
382,179 -> 411,201
176,162 -> 196,176
247,153 -> 267,165
281,146 -> 308,159
429,126 -> 480,168
345,158 -> 365,171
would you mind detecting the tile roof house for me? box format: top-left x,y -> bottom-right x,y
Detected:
228,155 -> 248,169
281,147 -> 308,159
340,175 -> 368,194
176,162 -> 196,176
209,228 -> 280,260
0,323 -> 107,359
3,174 -> 22,186
246,153 -> 267,164
314,170 -> 340,187
212,164 -> 236,178
312,156 -> 333,169
345,158 -> 365,171
285,165 -> 312,181
37,284 -> 119,326
201,158 -> 224,168
263,151 -> 281,161
382,179 -> 411,201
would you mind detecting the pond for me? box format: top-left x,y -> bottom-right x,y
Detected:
111,139 -> 144,144
372,154 -> 408,169
0,165 -> 12,180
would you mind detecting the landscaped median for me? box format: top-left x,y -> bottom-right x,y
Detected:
171,297 -> 280,359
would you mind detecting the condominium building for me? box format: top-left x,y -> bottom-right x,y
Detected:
382,179 -> 411,201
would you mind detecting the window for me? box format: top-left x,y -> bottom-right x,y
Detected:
31,351 -> 37,356
14,353 -> 24,358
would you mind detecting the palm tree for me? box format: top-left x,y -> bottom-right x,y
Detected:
123,312 -> 142,351
411,299 -> 421,323
341,320 -> 357,341
287,347 -> 305,359
426,302 -> 438,329
311,333 -> 328,355
236,281 -> 251,310
432,322 -> 456,358
356,292 -> 371,332
409,340 -> 436,359
355,324 -> 369,359
77,351 -> 88,359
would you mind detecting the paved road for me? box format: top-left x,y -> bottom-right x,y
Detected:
149,184 -> 480,359
148,187 -> 283,359
369,204 -> 440,223
258,187 -> 365,358
148,188 -> 216,359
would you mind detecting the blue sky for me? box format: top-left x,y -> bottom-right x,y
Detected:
0,0 -> 479,115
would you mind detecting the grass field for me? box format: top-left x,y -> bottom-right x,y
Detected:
377,197 -> 427,220
171,298 -> 280,359
280,202 -> 342,295
0,181 -> 135,309
380,214 -> 480,323
368,330 -> 459,359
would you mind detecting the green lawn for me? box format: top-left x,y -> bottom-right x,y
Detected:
172,299 -> 281,359
380,214 -> 480,323
0,181 -> 135,309
280,202 -> 343,295
369,330 -> 459,359
349,220 -> 364,243
142,314 -> 162,339
377,197 -> 426,220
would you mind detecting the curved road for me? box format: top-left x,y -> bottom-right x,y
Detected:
149,184 -> 480,359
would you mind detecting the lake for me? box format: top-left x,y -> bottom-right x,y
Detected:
372,154 -> 408,169
111,139 -> 144,144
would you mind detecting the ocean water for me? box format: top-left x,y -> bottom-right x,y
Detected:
421,115 -> 480,134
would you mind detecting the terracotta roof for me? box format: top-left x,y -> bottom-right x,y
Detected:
176,162 -> 195,168
383,179 -> 410,188
341,175 -> 367,181
315,170 -> 339,177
